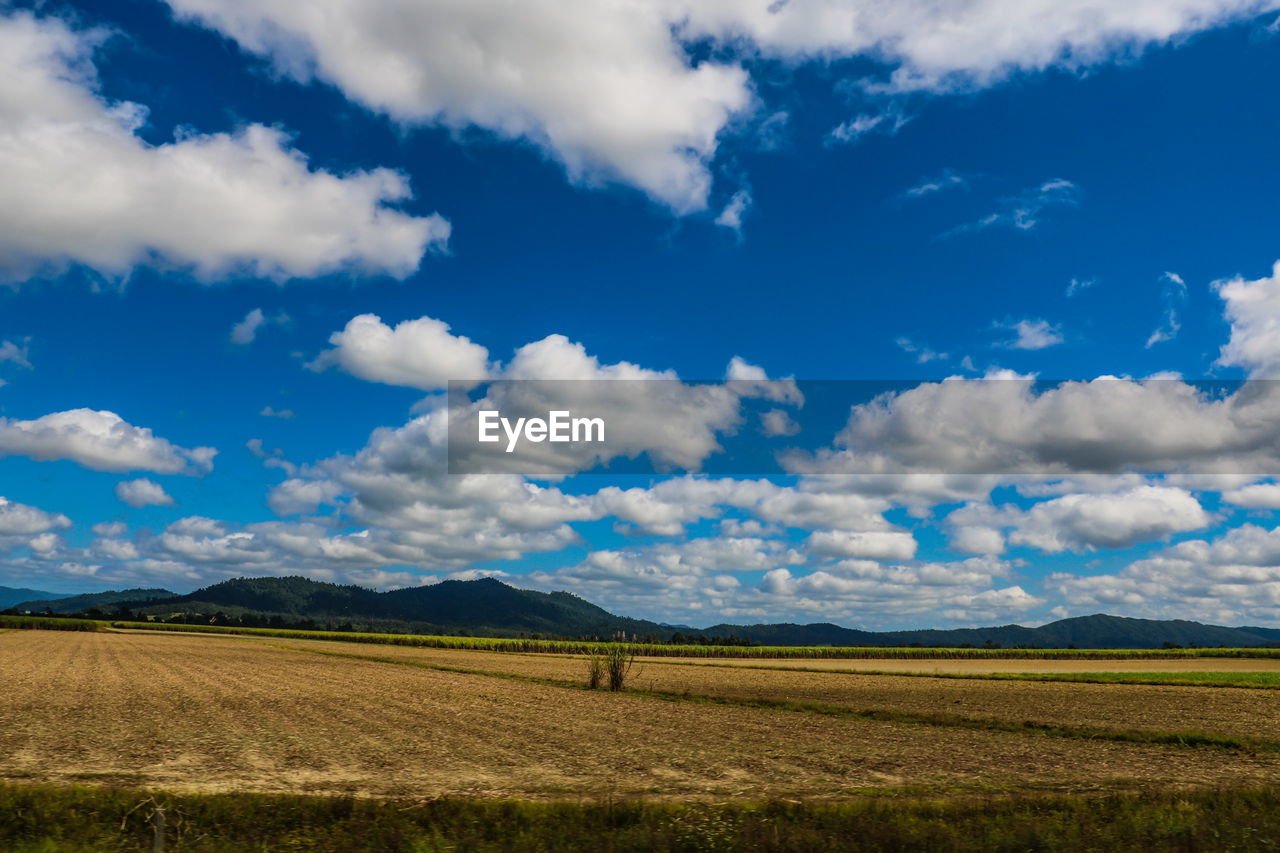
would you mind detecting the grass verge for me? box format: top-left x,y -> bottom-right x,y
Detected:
5,782 -> 1280,852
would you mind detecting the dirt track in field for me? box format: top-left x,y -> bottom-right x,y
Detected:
6,630 -> 1280,799
250,639 -> 1280,744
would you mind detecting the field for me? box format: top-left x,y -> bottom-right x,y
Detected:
7,626 -> 1280,850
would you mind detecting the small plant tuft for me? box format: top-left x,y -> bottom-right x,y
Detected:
585,654 -> 605,689
605,646 -> 634,691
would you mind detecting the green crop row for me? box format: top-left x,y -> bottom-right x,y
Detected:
106,620 -> 1280,659
0,614 -> 100,632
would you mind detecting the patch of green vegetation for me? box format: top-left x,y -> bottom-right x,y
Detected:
5,783 -> 1280,852
0,614 -> 99,632
107,620 -> 1280,660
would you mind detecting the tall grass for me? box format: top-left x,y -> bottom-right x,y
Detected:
0,614 -> 100,632
4,782 -> 1280,852
109,620 -> 1280,660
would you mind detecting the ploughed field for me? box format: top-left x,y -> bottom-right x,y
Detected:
4,629 -> 1280,800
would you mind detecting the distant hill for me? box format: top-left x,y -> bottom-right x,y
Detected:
702,613 -> 1280,649
104,576 -> 666,638
35,574 -> 1280,648
16,588 -> 176,614
0,586 -> 72,610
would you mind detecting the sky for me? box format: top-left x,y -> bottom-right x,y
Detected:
7,0 -> 1280,629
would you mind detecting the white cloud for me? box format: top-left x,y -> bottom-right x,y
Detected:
1222,482 -> 1280,508
952,179 -> 1079,234
1049,522 -> 1280,624
760,408 -> 800,438
0,12 -> 449,282
164,0 -> 751,213
828,106 -> 910,145
0,497 -> 71,536
949,486 -> 1211,554
1065,277 -> 1097,297
807,529 -> 918,561
714,189 -> 752,232
0,340 -> 32,369
259,406 -> 296,419
161,1 -> 1276,211
902,169 -> 967,199
230,309 -> 289,345
1216,261 -> 1280,375
115,478 -> 176,508
0,409 -> 216,474
997,318 -> 1065,350
895,336 -> 948,363
1146,271 -> 1188,348
788,376 -> 1280,478
308,313 -> 491,391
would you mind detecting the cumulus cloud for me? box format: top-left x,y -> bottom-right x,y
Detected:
164,0 -> 751,213
1216,261 -> 1280,375
787,376 -> 1280,477
1222,482 -> 1280,508
0,12 -> 449,282
0,409 -> 216,474
948,486 -> 1211,554
115,478 -> 176,508
1049,522 -> 1280,624
308,313 -> 491,390
161,0 -> 1276,211
0,497 -> 71,536
807,529 -> 918,561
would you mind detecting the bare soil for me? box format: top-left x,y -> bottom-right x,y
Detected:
4,630 -> 1280,799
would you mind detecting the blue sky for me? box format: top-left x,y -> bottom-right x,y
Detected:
6,0 -> 1280,629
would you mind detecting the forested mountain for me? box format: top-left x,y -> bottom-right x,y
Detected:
12,575 -> 1280,648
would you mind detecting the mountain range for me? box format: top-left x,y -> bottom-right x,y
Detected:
9,575 -> 1280,649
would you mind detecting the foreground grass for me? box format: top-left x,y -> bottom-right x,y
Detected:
106,620 -> 1280,660
5,783 -> 1280,852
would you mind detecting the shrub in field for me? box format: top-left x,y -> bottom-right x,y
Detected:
585,654 -> 605,689
606,646 -> 633,691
